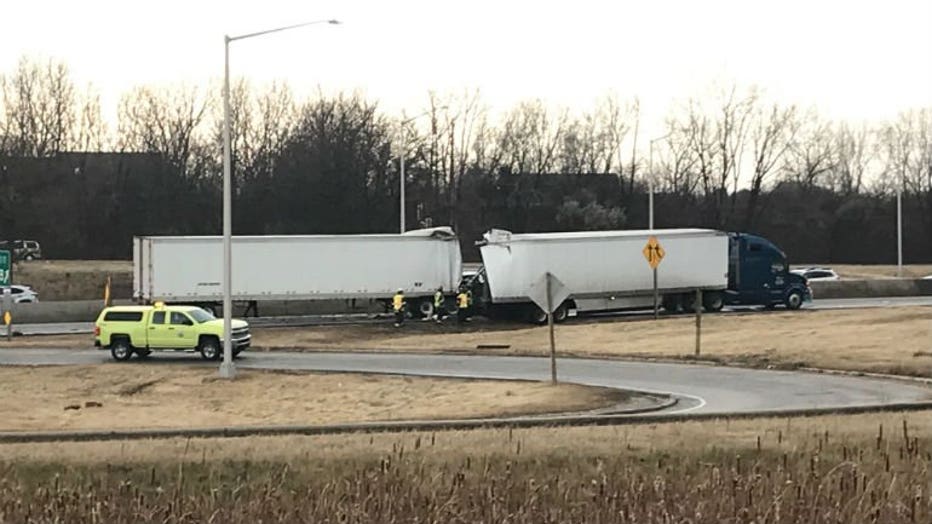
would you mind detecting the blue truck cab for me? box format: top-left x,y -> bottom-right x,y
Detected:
725,233 -> 812,309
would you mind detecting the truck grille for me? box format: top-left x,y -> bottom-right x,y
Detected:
231,326 -> 251,348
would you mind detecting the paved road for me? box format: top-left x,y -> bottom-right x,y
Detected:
1,348 -> 929,416
11,295 -> 932,336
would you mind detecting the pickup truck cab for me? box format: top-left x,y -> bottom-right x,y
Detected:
94,304 -> 251,361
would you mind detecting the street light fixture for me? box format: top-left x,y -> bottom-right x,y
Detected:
398,108 -> 444,233
220,18 -> 340,379
647,133 -> 671,230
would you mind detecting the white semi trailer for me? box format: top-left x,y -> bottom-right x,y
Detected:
133,227 -> 462,318
472,228 -> 730,323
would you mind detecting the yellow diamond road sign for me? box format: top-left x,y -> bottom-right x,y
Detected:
642,236 -> 665,269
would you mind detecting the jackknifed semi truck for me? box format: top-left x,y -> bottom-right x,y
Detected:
134,226 -> 808,324
468,228 -> 811,323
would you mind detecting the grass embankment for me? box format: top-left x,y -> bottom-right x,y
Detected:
0,411 -> 929,522
13,259 -> 132,301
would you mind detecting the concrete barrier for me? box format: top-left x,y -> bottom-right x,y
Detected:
810,279 -> 932,299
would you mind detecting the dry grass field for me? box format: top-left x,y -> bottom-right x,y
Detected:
0,365 -> 628,432
0,410 -> 929,521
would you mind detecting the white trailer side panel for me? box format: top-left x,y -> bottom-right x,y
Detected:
480,229 -> 728,303
135,229 -> 462,302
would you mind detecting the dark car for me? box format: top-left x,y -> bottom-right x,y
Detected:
0,240 -> 42,261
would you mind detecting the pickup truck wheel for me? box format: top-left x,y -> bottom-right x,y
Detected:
110,338 -> 133,362
199,337 -> 221,361
785,290 -> 804,310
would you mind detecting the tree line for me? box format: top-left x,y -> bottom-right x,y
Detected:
1,57 -> 930,263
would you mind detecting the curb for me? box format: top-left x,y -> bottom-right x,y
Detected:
2,399 -> 931,445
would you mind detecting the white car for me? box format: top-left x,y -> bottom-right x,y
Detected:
790,267 -> 840,281
7,284 -> 39,303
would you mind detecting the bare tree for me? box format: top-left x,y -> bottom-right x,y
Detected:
880,109 -> 931,196
0,57 -> 78,156
74,88 -> 107,152
744,102 -> 799,228
210,80 -> 297,191
496,99 -> 568,174
781,110 -> 835,188
560,94 -> 634,175
425,89 -> 486,223
654,122 -> 699,195
681,100 -> 718,200
117,84 -> 212,176
831,122 -> 873,195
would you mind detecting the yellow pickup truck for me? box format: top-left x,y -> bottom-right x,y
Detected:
94,304 -> 251,361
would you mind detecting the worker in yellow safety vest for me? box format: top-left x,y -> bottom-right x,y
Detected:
392,289 -> 406,327
433,286 -> 445,323
456,287 -> 471,323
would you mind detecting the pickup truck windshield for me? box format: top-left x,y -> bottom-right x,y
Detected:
189,309 -> 215,323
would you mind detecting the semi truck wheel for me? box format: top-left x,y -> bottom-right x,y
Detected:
680,293 -> 696,313
702,292 -> 725,312
199,337 -> 221,361
528,306 -> 549,325
418,300 -> 434,319
552,303 -> 569,323
110,338 -> 133,362
661,295 -> 681,313
785,290 -> 804,310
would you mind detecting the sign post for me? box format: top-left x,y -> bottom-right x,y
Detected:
694,289 -> 702,356
642,236 -> 665,319
546,276 -> 556,383
528,272 -> 570,385
0,250 -> 11,340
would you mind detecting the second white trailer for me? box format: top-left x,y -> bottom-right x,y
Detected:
476,228 -> 729,322
134,227 -> 462,316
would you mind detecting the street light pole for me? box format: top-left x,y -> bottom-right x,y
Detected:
220,19 -> 340,379
648,133 -> 671,231
220,36 -> 234,378
399,113 -> 407,233
897,188 -> 903,277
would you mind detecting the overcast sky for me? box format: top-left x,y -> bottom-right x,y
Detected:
2,0 -> 930,134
